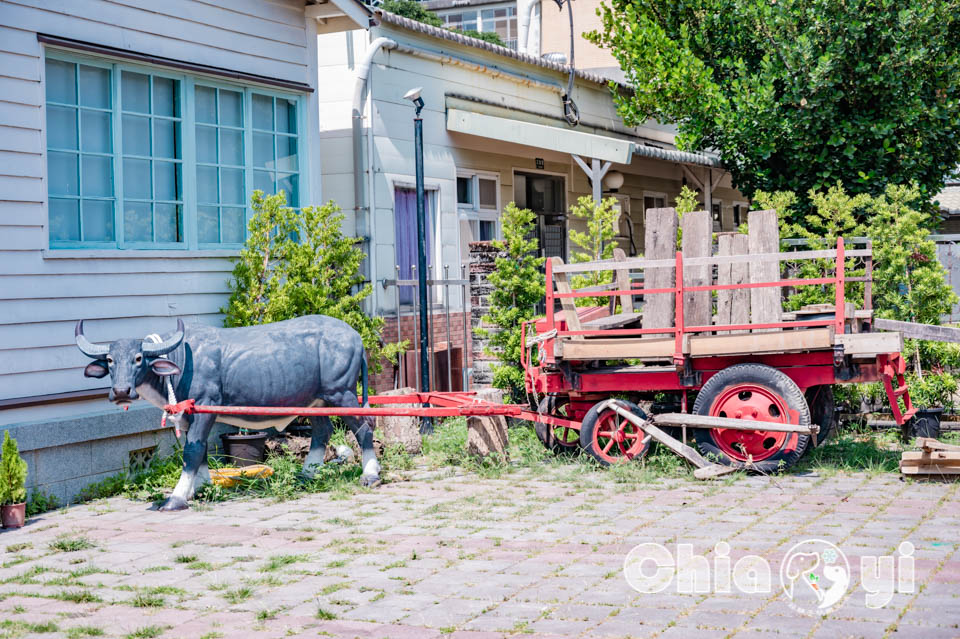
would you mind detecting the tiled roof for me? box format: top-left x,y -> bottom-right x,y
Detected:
937,185 -> 960,215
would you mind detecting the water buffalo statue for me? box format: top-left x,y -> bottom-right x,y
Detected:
75,316 -> 379,511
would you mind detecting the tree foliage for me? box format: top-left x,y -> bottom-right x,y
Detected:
480,203 -> 545,397
590,0 -> 960,218
569,196 -> 620,306
380,0 -> 442,26
222,191 -> 401,372
0,431 -> 27,505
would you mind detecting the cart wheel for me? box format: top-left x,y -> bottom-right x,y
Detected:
579,400 -> 651,466
805,385 -> 837,448
533,396 -> 580,455
693,364 -> 811,473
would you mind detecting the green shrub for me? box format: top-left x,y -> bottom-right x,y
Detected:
569,196 -> 620,307
222,191 -> 401,372
0,431 -> 27,505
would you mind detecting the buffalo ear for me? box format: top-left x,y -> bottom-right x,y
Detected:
150,359 -> 181,377
84,361 -> 109,378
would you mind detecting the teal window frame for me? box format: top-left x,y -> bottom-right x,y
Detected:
43,49 -> 308,251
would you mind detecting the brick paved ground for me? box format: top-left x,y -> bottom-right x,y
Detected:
1,467 -> 958,639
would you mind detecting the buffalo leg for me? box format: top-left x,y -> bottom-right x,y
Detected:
302,415 -> 333,478
325,390 -> 380,487
160,413 -> 215,511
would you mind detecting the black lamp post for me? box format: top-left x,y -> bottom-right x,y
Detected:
403,87 -> 432,434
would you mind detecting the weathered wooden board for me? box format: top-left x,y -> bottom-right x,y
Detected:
687,328 -> 833,357
716,232 -> 749,334
900,451 -> 960,466
874,318 -> 960,344
919,437 -> 960,452
551,257 -> 583,340
612,247 -> 633,313
899,465 -> 960,475
748,209 -> 781,332
557,337 -> 675,360
681,210 -> 711,329
835,331 -> 903,356
653,412 -> 819,434
641,207 -> 678,337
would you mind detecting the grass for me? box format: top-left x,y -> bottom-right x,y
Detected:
66,627 -> 104,638
124,627 -> 167,639
5,543 -> 31,553
315,607 -> 337,620
0,620 -> 59,637
131,593 -> 165,608
319,582 -> 350,596
222,587 -> 254,604
261,554 -> 307,572
797,428 -> 903,475
48,536 -> 95,553
174,554 -> 197,564
52,590 -> 102,604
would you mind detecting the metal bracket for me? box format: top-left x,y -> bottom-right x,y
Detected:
678,357 -> 701,387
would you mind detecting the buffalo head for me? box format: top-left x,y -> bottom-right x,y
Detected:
75,319 -> 184,404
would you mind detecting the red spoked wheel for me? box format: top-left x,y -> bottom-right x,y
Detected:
693,364 -> 811,473
533,395 -> 580,455
579,400 -> 651,466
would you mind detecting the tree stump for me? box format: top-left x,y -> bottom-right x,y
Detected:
467,388 -> 508,458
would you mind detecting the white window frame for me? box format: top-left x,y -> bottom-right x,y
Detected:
457,169 -> 500,241
643,190 -> 668,211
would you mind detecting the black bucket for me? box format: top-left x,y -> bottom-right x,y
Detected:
906,408 -> 943,440
220,432 -> 268,467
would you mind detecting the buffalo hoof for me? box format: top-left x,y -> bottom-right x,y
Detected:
360,474 -> 381,488
159,496 -> 189,512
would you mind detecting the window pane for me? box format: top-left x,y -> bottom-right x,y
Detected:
122,114 -> 150,156
152,77 -> 178,117
82,200 -> 114,242
198,205 -> 219,243
197,165 -> 219,203
196,125 -> 217,164
154,161 -> 180,201
276,98 -> 296,134
220,90 -> 242,127
220,129 -> 243,166
277,173 -> 298,206
80,110 -> 111,153
49,198 -> 80,241
47,105 -> 78,150
221,168 -> 244,205
153,119 -> 179,159
46,59 -> 77,104
254,170 -> 273,194
154,203 -> 180,242
252,94 -> 273,130
221,207 -> 245,243
124,201 -> 153,242
457,177 -> 472,204
82,155 -> 112,197
479,220 -> 495,241
253,132 -> 273,169
195,86 -> 217,124
48,151 -> 79,196
478,178 -> 497,208
123,158 -> 152,199
78,65 -> 110,109
121,72 -> 150,113
276,135 -> 297,172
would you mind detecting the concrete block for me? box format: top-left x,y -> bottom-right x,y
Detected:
374,387 -> 422,454
466,387 -> 508,458
35,442 -> 92,485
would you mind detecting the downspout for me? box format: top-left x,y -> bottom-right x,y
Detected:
353,36 -> 397,312
518,0 -> 541,56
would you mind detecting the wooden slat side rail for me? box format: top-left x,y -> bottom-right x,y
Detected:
686,328 -> 834,357
550,248 -> 873,274
682,211 -> 712,329
716,232 -> 750,335
557,337 -> 675,360
551,256 -> 583,339
613,247 -> 633,312
874,318 -> 960,344
642,207 -> 678,337
748,209 -> 780,333
835,331 -> 903,355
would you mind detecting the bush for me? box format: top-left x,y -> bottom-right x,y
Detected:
222,191 -> 402,372
0,431 -> 27,505
568,196 -> 620,307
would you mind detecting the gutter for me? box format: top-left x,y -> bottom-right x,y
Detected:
632,143 -> 721,169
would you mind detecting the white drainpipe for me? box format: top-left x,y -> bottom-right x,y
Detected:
518,0 -> 541,56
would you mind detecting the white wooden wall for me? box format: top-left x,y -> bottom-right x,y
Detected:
0,0 -> 317,402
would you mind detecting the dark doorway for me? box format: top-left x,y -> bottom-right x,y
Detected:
514,171 -> 566,261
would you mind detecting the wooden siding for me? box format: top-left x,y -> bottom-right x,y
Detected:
0,0 -> 311,401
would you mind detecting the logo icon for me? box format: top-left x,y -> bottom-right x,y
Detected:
780,539 -> 851,615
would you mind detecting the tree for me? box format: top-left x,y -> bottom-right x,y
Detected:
568,196 -> 620,306
590,0 -> 960,219
223,191 -> 401,372
380,0 -> 442,27
480,203 -> 545,397
0,431 -> 27,506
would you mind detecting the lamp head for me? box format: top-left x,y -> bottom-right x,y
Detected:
403,87 -> 425,114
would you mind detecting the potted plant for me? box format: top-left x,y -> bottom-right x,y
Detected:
220,428 -> 268,467
1,431 -> 28,528
903,372 -> 957,440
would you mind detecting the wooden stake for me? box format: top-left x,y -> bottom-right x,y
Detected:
642,207 -> 678,337
748,210 -> 781,332
682,210 -> 712,330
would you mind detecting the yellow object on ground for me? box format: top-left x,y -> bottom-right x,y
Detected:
209,464 -> 274,487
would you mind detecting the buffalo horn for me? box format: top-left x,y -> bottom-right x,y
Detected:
75,320 -> 110,358
142,318 -> 185,357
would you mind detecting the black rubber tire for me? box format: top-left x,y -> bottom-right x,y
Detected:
579,399 -> 651,467
533,396 -> 580,455
693,364 -> 811,473
805,385 -> 837,448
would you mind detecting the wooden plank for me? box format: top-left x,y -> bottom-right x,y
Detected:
694,464 -> 743,480
919,437 -> 960,452
550,248 -> 872,274
716,233 -> 749,335
687,328 -> 833,357
641,207 -> 678,337
874,318 -> 960,344
899,465 -> 960,475
612,247 -> 633,313
653,413 -> 819,434
551,256 -> 583,339
681,210 -> 711,329
557,337 -> 674,360
582,312 -> 643,330
748,209 -> 781,332
835,331 -> 903,355
900,451 -> 960,466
